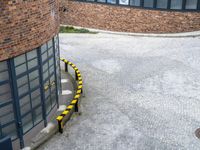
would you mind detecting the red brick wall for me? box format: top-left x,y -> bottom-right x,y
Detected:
0,0 -> 60,61
60,0 -> 200,34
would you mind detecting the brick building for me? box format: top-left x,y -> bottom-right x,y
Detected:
60,0 -> 200,33
0,0 -> 60,149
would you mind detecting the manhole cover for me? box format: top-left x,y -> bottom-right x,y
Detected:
195,128 -> 200,139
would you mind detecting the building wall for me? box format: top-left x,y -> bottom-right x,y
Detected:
60,0 -> 200,33
0,0 -> 60,61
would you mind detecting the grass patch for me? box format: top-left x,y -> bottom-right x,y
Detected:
59,26 -> 97,34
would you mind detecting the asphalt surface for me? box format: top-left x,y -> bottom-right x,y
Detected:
39,33 -> 200,150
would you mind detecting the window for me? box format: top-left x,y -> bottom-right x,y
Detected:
171,0 -> 183,9
185,0 -> 198,9
119,0 -> 129,5
144,0 -> 154,8
97,0 -> 106,2
0,61 -> 17,140
130,0 -> 140,6
157,0 -> 168,8
0,35 -> 60,142
107,0 -> 116,4
78,0 -> 200,11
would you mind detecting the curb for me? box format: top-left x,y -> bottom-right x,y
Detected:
60,24 -> 200,38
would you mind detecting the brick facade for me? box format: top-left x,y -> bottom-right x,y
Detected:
0,0 -> 60,61
60,0 -> 200,34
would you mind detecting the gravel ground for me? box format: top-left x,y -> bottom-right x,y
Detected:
39,33 -> 200,150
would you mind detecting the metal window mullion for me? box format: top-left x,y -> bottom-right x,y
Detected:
37,47 -> 47,127
53,37 -> 59,108
140,0 -> 144,7
154,0 -> 157,8
182,0 -> 186,10
8,59 -> 24,148
167,0 -> 171,9
198,0 -> 200,10
57,34 -> 62,93
0,122 -> 2,137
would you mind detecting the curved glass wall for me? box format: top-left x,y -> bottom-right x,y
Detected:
0,35 -> 61,148
82,0 -> 200,11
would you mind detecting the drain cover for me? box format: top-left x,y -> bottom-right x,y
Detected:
195,128 -> 200,139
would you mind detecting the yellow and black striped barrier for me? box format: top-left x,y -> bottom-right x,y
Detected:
56,58 -> 83,133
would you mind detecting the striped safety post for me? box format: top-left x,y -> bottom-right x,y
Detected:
56,58 -> 83,133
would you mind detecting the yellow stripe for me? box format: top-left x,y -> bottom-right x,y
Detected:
62,110 -> 69,115
78,81 -> 83,85
68,62 -> 72,65
67,105 -> 74,109
74,68 -> 78,71
72,64 -> 76,67
74,94 -> 80,99
78,85 -> 83,89
78,77 -> 82,81
77,90 -> 81,94
64,60 -> 68,63
56,116 -> 63,121
77,74 -> 81,77
76,70 -> 80,73
71,100 -> 77,104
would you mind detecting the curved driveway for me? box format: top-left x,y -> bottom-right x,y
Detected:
40,33 -> 200,150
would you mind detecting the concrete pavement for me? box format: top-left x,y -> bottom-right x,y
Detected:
38,33 -> 200,150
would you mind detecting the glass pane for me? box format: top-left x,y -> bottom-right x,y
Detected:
144,0 -> 154,7
0,104 -> 14,125
2,123 -> 17,140
14,54 -> 26,66
22,113 -> 33,133
47,39 -> 53,48
157,0 -> 168,8
171,0 -> 182,9
42,52 -> 48,62
49,65 -> 54,75
0,92 -> 12,104
17,75 -> 28,87
43,63 -> 48,73
130,0 -> 140,6
20,95 -> 31,115
43,70 -> 49,81
31,96 -> 41,108
50,74 -> 55,83
48,47 -> 53,56
41,43 -> 47,54
18,84 -> 29,96
107,0 -> 116,4
45,89 -> 50,99
28,58 -> 38,69
31,89 -> 40,99
119,0 -> 129,5
0,61 -> 7,72
97,0 -> 106,2
0,71 -> 9,81
49,58 -> 54,67
15,64 -> 27,76
30,78 -> 39,89
185,0 -> 197,9
33,106 -> 42,125
45,97 -> 51,115
0,84 -> 10,95
27,49 -> 37,60
29,70 -> 39,81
